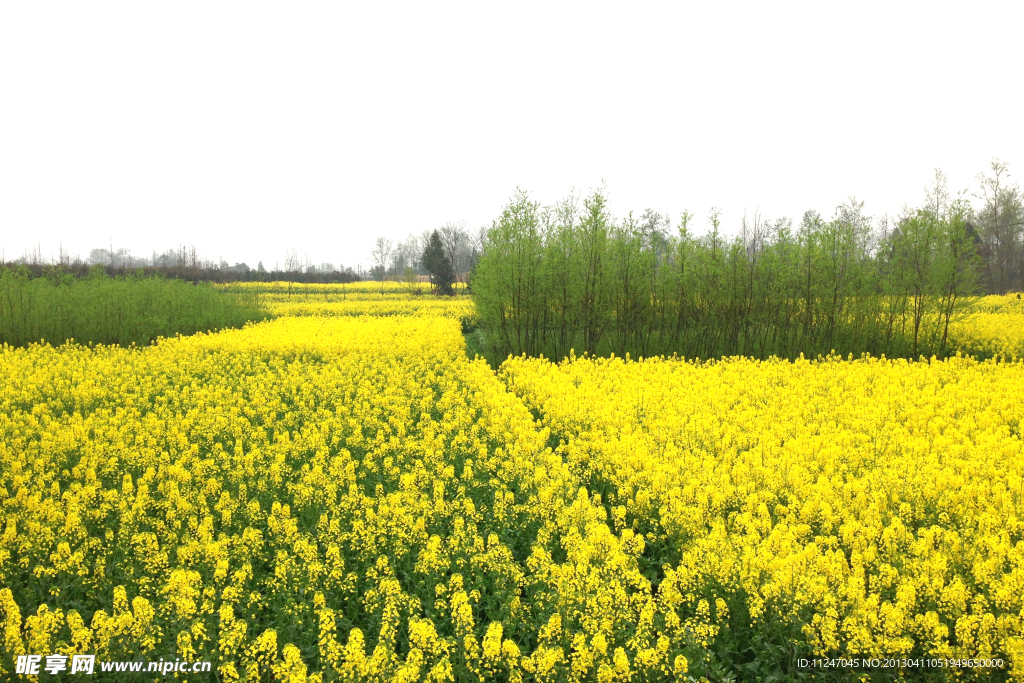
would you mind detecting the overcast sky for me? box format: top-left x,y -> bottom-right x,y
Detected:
1,2 -> 1021,270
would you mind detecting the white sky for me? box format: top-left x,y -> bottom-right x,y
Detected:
1,2 -> 1021,270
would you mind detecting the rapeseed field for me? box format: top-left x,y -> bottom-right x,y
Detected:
2,291 -> 1023,681
949,295 -> 1024,361
221,282 -> 477,331
502,351 -> 1024,680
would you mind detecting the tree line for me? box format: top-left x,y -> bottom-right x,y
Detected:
3,244 -> 361,284
368,222 -> 486,289
973,159 -> 1024,294
0,267 -> 267,347
472,161 -> 1022,362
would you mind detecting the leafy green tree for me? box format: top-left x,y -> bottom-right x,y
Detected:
422,229 -> 455,295
935,198 -> 980,354
473,176 -> 988,364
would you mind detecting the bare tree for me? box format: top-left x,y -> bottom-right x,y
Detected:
284,248 -> 301,273
975,158 -> 1023,293
474,225 -> 488,254
419,230 -> 433,260
393,234 -> 424,274
439,220 -> 469,284
370,236 -> 394,295
925,167 -> 950,218
469,224 -> 489,273
740,209 -> 769,262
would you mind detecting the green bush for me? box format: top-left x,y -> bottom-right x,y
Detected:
473,189 -> 981,362
0,266 -> 268,347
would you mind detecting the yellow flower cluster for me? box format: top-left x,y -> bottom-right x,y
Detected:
1,316 -> 695,682
967,294 -> 1024,315
501,351 -> 1024,679
172,316 -> 467,357
950,294 -> 1024,360
220,281 -> 477,328
264,299 -> 476,325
